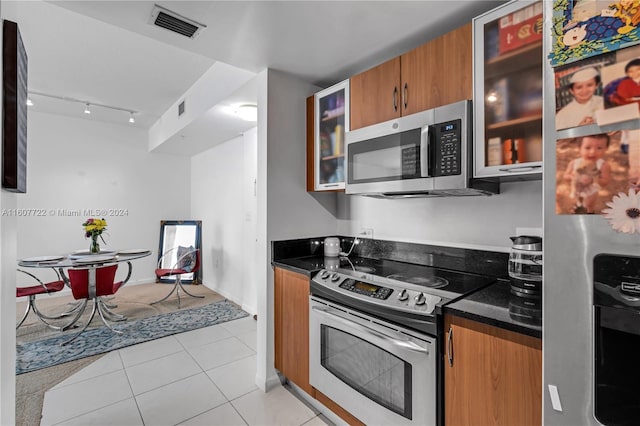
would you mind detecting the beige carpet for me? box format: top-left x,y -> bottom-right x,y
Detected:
15,282 -> 225,426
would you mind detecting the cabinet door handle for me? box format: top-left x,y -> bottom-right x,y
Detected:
403,82 -> 408,109
447,327 -> 453,367
393,87 -> 398,112
497,165 -> 542,172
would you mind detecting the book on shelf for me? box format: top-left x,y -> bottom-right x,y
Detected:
487,137 -> 503,167
498,2 -> 543,55
487,77 -> 510,123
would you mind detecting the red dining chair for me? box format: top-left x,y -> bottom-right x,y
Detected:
61,264 -> 124,345
16,269 -> 66,330
152,246 -> 204,308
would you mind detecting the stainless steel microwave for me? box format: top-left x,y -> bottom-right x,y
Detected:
345,100 -> 498,197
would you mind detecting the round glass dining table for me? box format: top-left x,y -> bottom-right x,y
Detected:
18,249 -> 152,281
17,249 -> 152,345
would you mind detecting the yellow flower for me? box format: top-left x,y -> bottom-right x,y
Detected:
82,218 -> 107,236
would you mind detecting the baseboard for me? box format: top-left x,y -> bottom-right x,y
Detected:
255,371 -> 281,392
202,281 -> 257,316
287,382 -> 348,426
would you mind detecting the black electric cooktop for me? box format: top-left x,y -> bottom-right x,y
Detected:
329,256 -> 496,300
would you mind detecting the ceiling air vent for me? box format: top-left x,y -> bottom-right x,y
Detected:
149,4 -> 206,39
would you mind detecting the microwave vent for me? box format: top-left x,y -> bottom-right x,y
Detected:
149,4 -> 206,39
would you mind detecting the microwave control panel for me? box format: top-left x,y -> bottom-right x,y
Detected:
432,119 -> 461,176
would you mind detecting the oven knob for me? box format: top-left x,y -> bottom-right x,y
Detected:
415,292 -> 426,305
397,289 -> 409,301
330,273 -> 340,282
320,270 -> 330,280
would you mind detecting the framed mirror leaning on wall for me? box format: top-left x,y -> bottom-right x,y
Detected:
157,220 -> 202,284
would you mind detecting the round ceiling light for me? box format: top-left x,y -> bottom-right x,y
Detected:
235,104 -> 257,122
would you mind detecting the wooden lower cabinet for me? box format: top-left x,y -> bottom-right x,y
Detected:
444,315 -> 542,426
274,267 -> 314,395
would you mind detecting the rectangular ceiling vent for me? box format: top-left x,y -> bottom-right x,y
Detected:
149,4 -> 206,39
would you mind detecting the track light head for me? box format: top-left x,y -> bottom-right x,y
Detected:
129,112 -> 135,124
84,103 -> 91,115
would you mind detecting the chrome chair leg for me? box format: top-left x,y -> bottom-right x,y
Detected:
17,295 -> 66,331
98,299 -> 126,321
150,281 -> 180,305
178,280 -> 205,299
151,276 -> 204,308
16,300 -> 31,329
96,302 -> 123,334
61,299 -> 89,331
61,302 -> 97,346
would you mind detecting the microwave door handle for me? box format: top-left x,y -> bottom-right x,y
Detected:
311,305 -> 428,354
420,125 -> 430,177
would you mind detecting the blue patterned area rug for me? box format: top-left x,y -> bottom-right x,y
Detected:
16,299 -> 248,375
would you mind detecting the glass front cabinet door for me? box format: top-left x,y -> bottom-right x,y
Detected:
311,80 -> 349,191
473,1 -> 543,179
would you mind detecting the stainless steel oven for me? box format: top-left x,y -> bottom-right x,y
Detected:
308,259 -> 495,426
310,296 -> 435,425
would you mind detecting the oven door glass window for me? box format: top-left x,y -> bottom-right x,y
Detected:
348,128 -> 423,184
320,324 -> 412,419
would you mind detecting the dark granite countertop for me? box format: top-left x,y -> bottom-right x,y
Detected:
272,255 -> 327,277
272,237 -> 541,338
444,279 -> 542,338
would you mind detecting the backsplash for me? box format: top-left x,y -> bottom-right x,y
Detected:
272,236 -> 509,280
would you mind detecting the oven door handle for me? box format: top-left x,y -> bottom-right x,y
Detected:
312,305 -> 428,354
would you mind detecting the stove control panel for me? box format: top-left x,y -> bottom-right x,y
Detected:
339,278 -> 393,299
312,269 -> 441,315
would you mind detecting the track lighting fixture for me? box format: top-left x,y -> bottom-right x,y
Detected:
27,91 -> 140,124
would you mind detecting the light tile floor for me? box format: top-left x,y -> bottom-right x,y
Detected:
40,316 -> 330,426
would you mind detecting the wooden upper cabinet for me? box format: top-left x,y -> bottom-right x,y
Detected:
350,57 -> 401,130
350,24 -> 472,130
401,23 -> 472,115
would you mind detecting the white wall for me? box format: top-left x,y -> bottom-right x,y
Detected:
16,111 -> 191,286
337,180 -> 542,251
0,191 -> 17,426
255,69 -> 334,391
191,127 -> 258,314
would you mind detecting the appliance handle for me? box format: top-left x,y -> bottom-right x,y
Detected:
447,327 -> 453,367
311,305 -> 428,354
420,125 -> 431,177
498,165 -> 542,172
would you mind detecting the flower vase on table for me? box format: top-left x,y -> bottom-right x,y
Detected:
82,218 -> 107,254
90,234 -> 100,254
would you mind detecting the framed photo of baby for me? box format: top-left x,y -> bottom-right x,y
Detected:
556,130 -> 639,214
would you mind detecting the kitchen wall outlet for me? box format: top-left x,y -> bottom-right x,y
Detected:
360,228 -> 374,239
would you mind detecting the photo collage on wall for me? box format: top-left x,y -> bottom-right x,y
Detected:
552,1 -> 640,233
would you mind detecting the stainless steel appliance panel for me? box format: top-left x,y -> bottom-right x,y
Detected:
309,297 -> 436,426
344,100 -> 495,197
542,2 -> 640,425
345,108 -> 435,195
